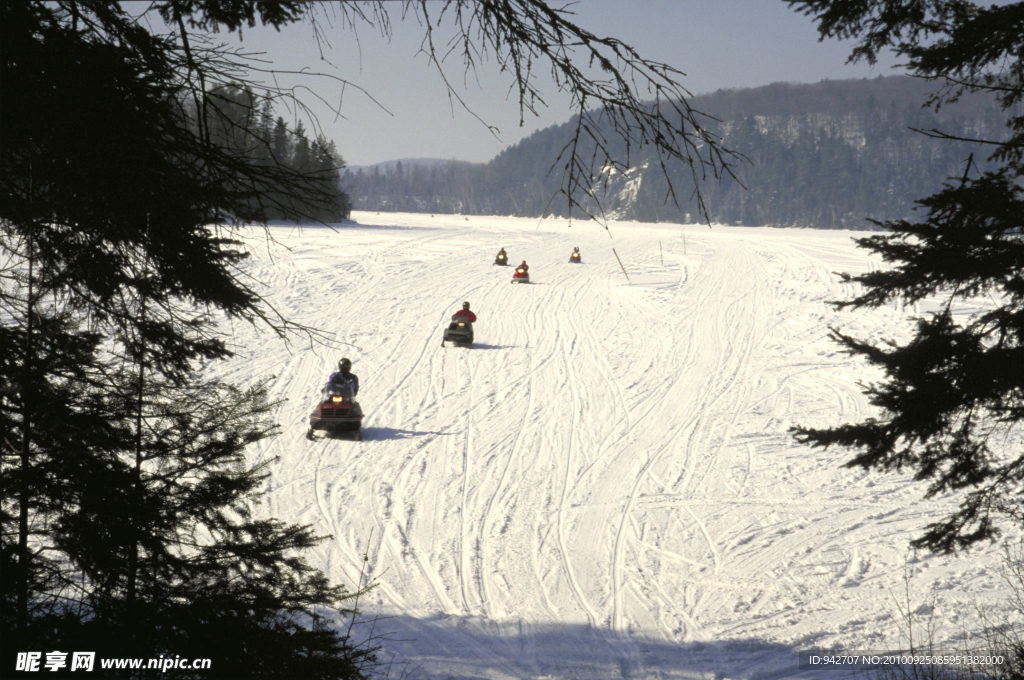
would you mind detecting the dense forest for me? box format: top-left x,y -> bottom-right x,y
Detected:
343,76 -> 1012,228
202,85 -> 351,223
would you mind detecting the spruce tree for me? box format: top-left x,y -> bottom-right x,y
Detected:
789,0 -> 1024,553
1,2 -> 372,675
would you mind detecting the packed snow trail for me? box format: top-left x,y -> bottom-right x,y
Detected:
212,213 -> 1016,679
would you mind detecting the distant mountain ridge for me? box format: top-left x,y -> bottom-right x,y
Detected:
343,76 -> 1011,228
694,76 -> 1002,148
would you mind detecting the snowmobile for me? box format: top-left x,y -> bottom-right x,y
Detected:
569,249 -> 582,264
511,265 -> 530,284
494,250 -> 509,266
442,316 -> 474,348
307,381 -> 363,441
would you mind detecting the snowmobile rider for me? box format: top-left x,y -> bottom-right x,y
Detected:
497,247 -> 507,260
518,260 -> 529,273
328,358 -> 359,396
453,301 -> 477,323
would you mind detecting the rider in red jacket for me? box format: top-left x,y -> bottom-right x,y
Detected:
453,301 -> 477,322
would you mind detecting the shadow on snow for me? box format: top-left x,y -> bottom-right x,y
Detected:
359,426 -> 454,441
350,614 -> 825,680
443,343 -> 518,351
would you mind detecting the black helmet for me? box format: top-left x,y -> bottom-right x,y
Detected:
339,358 -> 352,372
462,301 -> 470,310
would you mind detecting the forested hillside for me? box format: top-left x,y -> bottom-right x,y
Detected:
343,76 -> 1011,227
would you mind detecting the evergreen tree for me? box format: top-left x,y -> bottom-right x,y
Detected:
293,121 -> 312,172
271,117 -> 292,168
310,136 -> 349,221
789,0 -> 1024,553
1,2 -> 370,675
253,97 -> 275,165
207,84 -> 259,158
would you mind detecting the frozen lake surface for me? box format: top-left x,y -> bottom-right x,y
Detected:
209,212 -> 1016,679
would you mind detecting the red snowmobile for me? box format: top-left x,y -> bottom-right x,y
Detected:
511,263 -> 530,284
307,382 -> 363,441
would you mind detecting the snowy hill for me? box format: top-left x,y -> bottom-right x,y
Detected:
212,213 -> 1016,679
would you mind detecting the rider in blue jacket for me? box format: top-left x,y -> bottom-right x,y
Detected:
328,358 -> 359,396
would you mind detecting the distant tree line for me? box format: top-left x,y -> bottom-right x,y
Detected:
341,125 -> 572,217
344,76 -> 1012,228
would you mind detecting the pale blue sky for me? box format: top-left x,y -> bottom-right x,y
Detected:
141,1 -> 903,166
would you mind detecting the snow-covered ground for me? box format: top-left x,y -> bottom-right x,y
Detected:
211,212 -> 1017,679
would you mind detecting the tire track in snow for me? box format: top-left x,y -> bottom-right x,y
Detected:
476,359 -> 538,620
673,234 -> 882,630
607,241 -> 765,633
458,397 -> 472,614
532,244 -> 708,639
563,274 -> 636,488
473,282 -> 569,624
676,248 -> 787,625
555,280 -> 602,628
